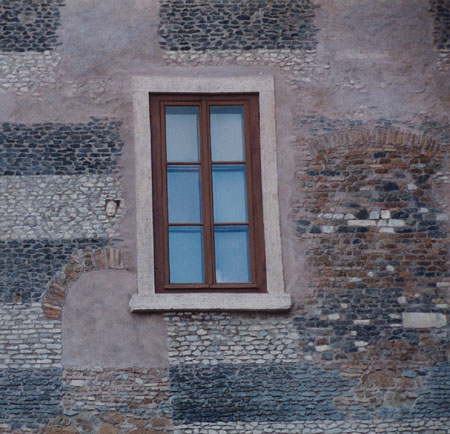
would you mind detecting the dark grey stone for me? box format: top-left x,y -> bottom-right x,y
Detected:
159,0 -> 319,51
170,362 -> 351,423
0,0 -> 64,52
294,286 -> 449,359
0,368 -> 62,428
0,238 -> 108,303
0,120 -> 124,176
430,0 -> 450,50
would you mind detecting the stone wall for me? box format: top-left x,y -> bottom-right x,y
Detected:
0,239 -> 108,303
0,0 -> 449,432
161,0 -> 321,90
0,0 -> 63,94
60,368 -> 171,432
159,0 -> 318,51
0,117 -> 125,430
430,0 -> 450,68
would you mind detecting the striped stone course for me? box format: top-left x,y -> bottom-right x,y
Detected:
159,0 -> 318,52
0,174 -> 121,241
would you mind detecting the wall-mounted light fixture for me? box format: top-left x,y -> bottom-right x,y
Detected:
105,199 -> 121,218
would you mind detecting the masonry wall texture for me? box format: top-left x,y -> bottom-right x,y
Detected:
0,121 -> 123,176
159,0 -> 318,51
0,0 -> 449,432
430,0 -> 450,49
0,239 -> 109,303
0,0 -> 63,52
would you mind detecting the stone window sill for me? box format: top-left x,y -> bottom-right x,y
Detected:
130,293 -> 292,312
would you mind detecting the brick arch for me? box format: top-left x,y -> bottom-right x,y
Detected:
294,123 -> 449,382
41,247 -> 131,319
307,126 -> 441,155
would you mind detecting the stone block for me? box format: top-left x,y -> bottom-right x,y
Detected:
388,219 -> 405,227
347,220 -> 376,226
98,424 -> 120,434
402,312 -> 447,328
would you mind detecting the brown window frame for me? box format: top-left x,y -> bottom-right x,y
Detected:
150,93 -> 267,294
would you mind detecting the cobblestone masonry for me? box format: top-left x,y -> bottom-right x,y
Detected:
0,238 -> 108,303
292,126 -> 449,419
412,362 -> 450,419
160,0 -> 321,90
0,303 -> 61,370
430,0 -> 450,49
173,418 -> 450,433
0,368 -> 62,430
60,368 -> 172,433
430,0 -> 450,68
297,116 -> 450,145
159,0 -> 318,52
0,52 -> 60,94
159,0 -> 322,90
0,116 -> 125,431
0,121 -> 123,176
163,48 -> 321,91
170,362 -> 351,423
166,313 -> 302,365
0,0 -> 64,52
0,175 -> 121,241
0,302 -> 62,430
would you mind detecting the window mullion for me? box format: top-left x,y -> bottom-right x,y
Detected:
160,101 -> 171,288
200,100 -> 215,286
243,100 -> 256,284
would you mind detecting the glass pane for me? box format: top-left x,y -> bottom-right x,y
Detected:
213,165 -> 248,223
166,106 -> 200,162
169,227 -> 204,283
214,226 -> 250,283
210,106 -> 245,161
167,166 -> 202,223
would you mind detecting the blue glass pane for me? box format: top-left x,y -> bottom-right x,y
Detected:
213,165 -> 248,223
166,106 -> 200,162
210,106 -> 245,161
169,227 -> 204,283
167,166 -> 202,223
214,226 -> 250,283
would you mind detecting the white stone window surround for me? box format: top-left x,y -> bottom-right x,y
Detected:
130,74 -> 291,311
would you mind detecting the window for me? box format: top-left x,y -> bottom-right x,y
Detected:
130,75 -> 291,311
150,94 -> 266,293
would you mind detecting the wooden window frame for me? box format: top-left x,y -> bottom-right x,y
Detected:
150,93 -> 267,293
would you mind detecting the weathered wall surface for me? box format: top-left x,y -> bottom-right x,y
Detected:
0,0 -> 448,433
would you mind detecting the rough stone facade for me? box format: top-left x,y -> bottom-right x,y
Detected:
430,0 -> 450,68
60,368 -> 172,433
0,0 -> 63,94
0,239 -> 109,303
159,0 -> 318,51
0,0 -> 64,52
0,0 -> 449,433
0,121 -> 123,176
0,52 -> 60,94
